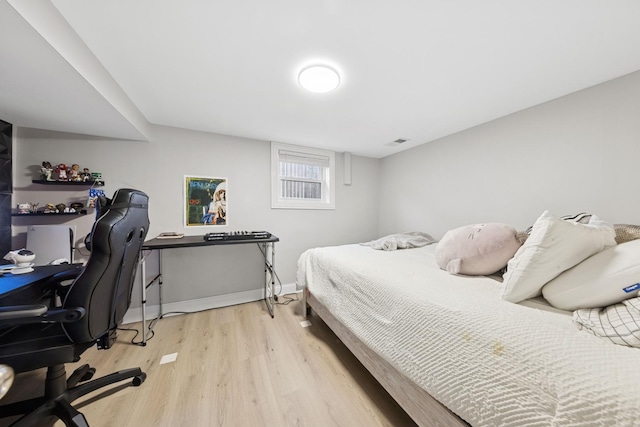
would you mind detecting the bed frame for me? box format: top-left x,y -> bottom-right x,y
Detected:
303,289 -> 468,427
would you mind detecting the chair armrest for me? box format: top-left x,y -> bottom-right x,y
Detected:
43,307 -> 85,323
0,305 -> 47,320
41,264 -> 84,289
40,264 -> 85,307
0,305 -> 85,326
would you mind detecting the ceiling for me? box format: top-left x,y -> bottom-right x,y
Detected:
2,1 -> 640,158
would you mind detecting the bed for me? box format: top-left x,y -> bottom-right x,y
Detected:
297,243 -> 640,427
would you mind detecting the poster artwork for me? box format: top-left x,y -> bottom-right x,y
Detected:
184,176 -> 227,227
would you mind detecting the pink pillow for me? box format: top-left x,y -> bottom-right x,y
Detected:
436,223 -> 523,275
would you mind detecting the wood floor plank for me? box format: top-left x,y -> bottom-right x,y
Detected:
1,297 -> 416,427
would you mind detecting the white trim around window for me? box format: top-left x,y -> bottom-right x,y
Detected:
271,142 -> 336,210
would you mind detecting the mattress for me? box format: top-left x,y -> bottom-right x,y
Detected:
297,244 -> 640,427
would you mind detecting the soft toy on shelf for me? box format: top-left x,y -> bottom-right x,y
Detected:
55,164 -> 68,181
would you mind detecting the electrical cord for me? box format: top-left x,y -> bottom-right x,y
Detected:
117,325 -> 154,346
73,245 -> 92,258
256,243 -> 289,299
275,293 -> 299,305
255,243 -> 301,305
116,307 -> 220,346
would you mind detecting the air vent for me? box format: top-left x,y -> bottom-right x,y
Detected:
385,138 -> 410,147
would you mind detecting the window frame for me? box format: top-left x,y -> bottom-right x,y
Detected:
271,142 -> 336,210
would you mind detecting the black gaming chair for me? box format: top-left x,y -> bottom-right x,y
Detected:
0,188 -> 150,426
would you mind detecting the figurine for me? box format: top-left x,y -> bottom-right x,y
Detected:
55,164 -> 68,181
55,203 -> 67,213
44,203 -> 57,213
16,203 -> 31,214
81,168 -> 91,182
69,164 -> 82,182
41,161 -> 54,181
69,202 -> 84,213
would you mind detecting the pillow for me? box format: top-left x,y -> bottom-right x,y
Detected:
502,211 -> 616,303
614,224 -> 640,244
435,223 -> 522,275
542,239 -> 640,310
573,297 -> 640,348
523,212 -> 592,234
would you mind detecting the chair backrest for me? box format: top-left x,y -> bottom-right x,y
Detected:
62,189 -> 149,343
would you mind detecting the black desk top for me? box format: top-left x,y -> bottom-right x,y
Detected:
142,234 -> 279,250
0,264 -> 83,301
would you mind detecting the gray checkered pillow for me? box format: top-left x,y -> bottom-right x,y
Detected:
574,297 -> 640,348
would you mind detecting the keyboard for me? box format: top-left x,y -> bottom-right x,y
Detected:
203,231 -> 272,241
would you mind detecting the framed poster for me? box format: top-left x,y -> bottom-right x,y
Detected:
184,176 -> 227,227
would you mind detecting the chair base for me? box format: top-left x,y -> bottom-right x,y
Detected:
0,363 -> 146,427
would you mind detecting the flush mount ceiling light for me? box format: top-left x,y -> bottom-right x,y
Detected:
298,65 -> 340,93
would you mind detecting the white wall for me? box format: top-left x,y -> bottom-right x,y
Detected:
12,124 -> 380,310
378,70 -> 640,238
17,69 -> 640,312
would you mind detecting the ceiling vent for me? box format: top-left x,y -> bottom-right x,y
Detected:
385,138 -> 410,147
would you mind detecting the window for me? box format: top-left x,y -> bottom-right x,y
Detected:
271,142 -> 335,209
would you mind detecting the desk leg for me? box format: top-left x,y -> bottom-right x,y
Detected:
263,242 -> 275,318
138,249 -> 163,345
140,251 -> 148,346
271,242 -> 276,318
158,249 -> 163,318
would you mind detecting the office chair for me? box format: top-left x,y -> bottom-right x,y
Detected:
0,188 -> 150,427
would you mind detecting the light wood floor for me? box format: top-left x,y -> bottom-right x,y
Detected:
1,296 -> 416,427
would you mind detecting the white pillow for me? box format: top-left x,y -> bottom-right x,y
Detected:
542,239 -> 640,310
502,211 -> 616,303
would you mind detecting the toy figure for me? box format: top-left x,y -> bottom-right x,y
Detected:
69,202 -> 84,213
81,168 -> 91,182
44,203 -> 57,213
41,161 -> 54,181
69,164 -> 82,181
55,164 -> 68,181
55,203 -> 67,213
16,203 -> 31,214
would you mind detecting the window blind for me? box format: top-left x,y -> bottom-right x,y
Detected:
278,150 -> 330,168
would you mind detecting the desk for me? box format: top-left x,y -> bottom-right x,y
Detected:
0,264 -> 83,304
139,234 -> 279,344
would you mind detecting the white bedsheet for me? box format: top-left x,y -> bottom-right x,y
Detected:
297,244 -> 640,427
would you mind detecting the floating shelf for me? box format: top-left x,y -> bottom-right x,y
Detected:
12,211 -> 87,217
32,180 -> 104,186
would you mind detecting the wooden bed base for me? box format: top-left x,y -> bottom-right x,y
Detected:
304,289 -> 468,427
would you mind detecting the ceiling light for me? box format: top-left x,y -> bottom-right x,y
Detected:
298,65 -> 340,93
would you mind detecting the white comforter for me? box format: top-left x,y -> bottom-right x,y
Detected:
297,244 -> 640,427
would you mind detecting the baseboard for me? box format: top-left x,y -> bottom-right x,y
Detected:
278,282 -> 298,296
122,282 -> 298,325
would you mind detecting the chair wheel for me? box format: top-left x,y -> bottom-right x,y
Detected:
133,372 -> 147,386
80,367 -> 96,382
